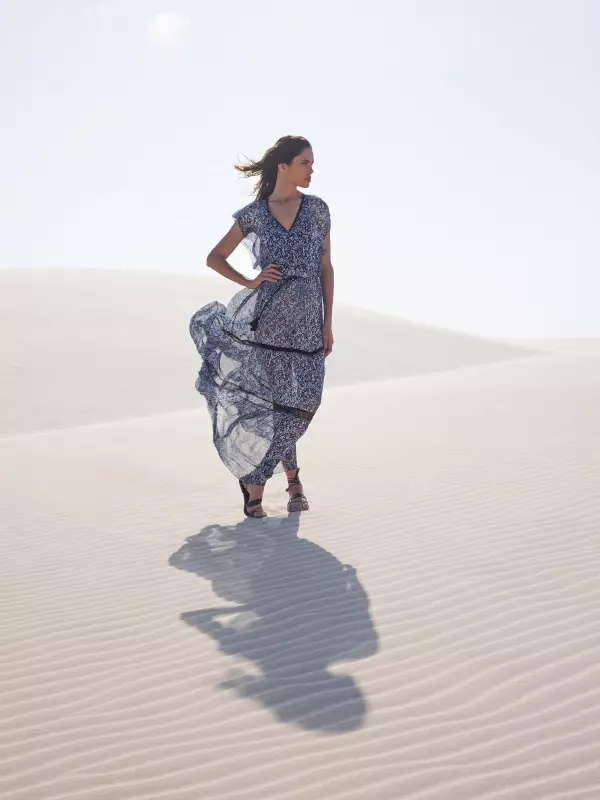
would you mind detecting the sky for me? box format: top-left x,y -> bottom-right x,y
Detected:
1,0 -> 598,338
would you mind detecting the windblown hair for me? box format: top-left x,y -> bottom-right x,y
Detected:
235,135 -> 311,200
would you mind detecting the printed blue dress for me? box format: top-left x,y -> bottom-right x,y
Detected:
189,193 -> 330,485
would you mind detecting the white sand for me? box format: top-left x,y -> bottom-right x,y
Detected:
2,270 -> 600,799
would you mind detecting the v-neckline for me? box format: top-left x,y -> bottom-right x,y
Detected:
266,193 -> 305,233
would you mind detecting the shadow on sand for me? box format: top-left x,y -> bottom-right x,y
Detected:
170,515 -> 379,733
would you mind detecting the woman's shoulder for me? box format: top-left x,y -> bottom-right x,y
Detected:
234,197 -> 263,217
232,198 -> 264,235
305,194 -> 331,232
306,193 -> 329,210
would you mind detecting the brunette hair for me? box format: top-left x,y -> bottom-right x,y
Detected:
234,135 -> 311,200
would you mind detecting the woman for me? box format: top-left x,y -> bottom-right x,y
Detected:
190,135 -> 334,518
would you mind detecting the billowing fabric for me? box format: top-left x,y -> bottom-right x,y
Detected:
190,193 -> 330,485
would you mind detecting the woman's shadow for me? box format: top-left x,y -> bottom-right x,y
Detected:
169,515 -> 379,733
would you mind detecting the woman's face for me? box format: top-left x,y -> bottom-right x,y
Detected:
281,147 -> 314,189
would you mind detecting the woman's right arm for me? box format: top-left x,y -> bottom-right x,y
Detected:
206,224 -> 281,289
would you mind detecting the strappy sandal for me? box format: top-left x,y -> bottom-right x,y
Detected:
286,468 -> 309,512
239,480 -> 267,518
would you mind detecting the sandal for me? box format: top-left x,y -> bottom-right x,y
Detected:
239,480 -> 267,518
286,468 -> 309,512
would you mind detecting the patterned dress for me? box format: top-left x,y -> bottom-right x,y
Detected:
190,193 -> 330,485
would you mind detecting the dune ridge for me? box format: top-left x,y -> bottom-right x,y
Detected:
0,269 -> 536,435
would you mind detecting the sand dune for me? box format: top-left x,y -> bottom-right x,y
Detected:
511,338 -> 600,354
0,269 -> 535,435
2,269 -> 600,799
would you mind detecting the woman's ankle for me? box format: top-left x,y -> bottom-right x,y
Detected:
246,483 -> 264,501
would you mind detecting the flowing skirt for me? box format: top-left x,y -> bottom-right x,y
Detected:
189,276 -> 325,485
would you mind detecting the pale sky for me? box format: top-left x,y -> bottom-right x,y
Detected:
1,0 -> 598,337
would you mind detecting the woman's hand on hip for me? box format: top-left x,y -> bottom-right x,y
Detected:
245,264 -> 282,290
323,322 -> 334,357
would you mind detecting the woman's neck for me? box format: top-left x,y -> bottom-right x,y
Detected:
269,182 -> 302,203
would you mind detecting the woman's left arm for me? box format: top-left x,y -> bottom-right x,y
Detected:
321,232 -> 335,357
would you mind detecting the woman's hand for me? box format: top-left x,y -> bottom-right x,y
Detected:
323,321 -> 334,357
245,264 -> 282,290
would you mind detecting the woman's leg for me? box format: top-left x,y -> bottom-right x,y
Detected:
281,443 -> 308,505
281,443 -> 298,473
241,348 -> 321,507
242,409 -> 308,486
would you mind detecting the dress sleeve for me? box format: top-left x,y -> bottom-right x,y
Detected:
316,199 -> 331,237
232,203 -> 254,238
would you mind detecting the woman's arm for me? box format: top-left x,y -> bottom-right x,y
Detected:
207,224 -> 281,289
206,224 -> 252,288
320,232 -> 335,356
321,232 -> 335,323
